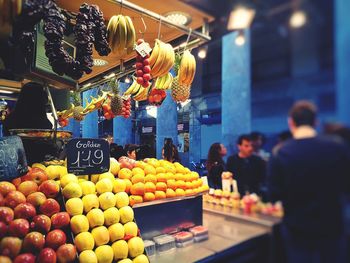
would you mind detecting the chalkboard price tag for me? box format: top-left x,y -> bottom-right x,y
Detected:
0,136 -> 28,181
67,139 -> 110,175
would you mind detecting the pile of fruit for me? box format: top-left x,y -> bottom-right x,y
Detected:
123,79 -> 149,102
0,167 -> 76,263
203,190 -> 283,217
115,158 -> 209,206
147,88 -> 166,106
149,39 -> 175,78
135,39 -> 152,89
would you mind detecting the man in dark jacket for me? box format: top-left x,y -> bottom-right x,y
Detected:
227,135 -> 266,196
268,101 -> 350,263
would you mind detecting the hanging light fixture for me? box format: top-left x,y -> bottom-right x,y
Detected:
289,11 -> 307,28
198,46 -> 207,59
227,6 -> 256,30
235,31 -> 245,46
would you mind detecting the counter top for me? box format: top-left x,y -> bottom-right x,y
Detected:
150,211 -> 270,263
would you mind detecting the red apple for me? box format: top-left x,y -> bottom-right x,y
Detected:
37,248 -> 56,263
30,214 -> 51,234
14,203 -> 36,219
22,168 -> 48,186
0,193 -> 4,206
22,231 -> 45,252
26,192 -> 47,207
51,212 -> 70,229
45,229 -> 66,250
38,180 -> 59,198
0,182 -> 16,196
5,190 -> 26,208
8,218 -> 30,238
0,206 -> 14,224
40,198 -> 60,217
0,221 -> 8,239
14,253 -> 36,263
0,237 -> 22,258
17,181 -> 38,196
12,178 -> 22,188
56,244 -> 76,263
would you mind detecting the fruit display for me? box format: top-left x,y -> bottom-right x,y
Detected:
178,50 -> 196,86
135,39 -> 152,88
0,175 -> 75,262
109,79 -> 124,116
154,73 -> 173,90
123,79 -> 149,102
115,158 -> 209,206
147,88 -> 166,106
107,15 -> 136,55
149,39 -> 175,78
203,190 -> 283,217
171,76 -> 191,102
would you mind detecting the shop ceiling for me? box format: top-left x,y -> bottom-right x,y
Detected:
56,0 -> 213,84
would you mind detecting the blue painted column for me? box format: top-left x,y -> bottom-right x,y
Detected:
335,0 -> 350,126
82,88 -> 99,138
156,90 -> 178,159
222,30 -> 251,157
189,105 -> 201,164
66,119 -> 80,138
113,83 -> 133,146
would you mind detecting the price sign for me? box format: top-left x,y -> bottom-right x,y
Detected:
67,139 -> 110,175
0,136 -> 28,181
135,42 -> 152,58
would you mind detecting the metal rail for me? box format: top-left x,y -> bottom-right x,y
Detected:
107,0 -> 211,42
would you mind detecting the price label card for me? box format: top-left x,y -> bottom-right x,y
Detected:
67,139 -> 110,175
135,42 -> 152,58
0,136 -> 28,181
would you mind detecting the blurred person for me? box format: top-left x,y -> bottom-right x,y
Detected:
250,131 -> 270,161
124,144 -> 139,160
206,143 -> 227,189
110,143 -> 125,160
272,130 -> 293,155
268,101 -> 350,263
324,123 -> 350,148
227,134 -> 266,196
162,138 -> 180,163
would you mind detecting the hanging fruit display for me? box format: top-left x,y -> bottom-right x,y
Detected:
71,91 -> 86,121
154,72 -> 173,90
123,79 -> 149,102
148,88 -> 166,106
171,76 -> 191,103
178,50 -> 196,86
107,15 -> 136,55
149,39 -> 175,78
135,39 -> 152,88
121,98 -> 132,118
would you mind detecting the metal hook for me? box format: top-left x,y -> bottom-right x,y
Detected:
119,0 -> 123,14
184,28 -> 192,52
157,17 -> 162,40
139,15 -> 147,38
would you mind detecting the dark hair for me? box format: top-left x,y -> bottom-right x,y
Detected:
278,130 -> 292,142
250,131 -> 266,144
163,138 -> 179,162
125,144 -> 138,154
289,100 -> 317,127
206,143 -> 223,171
237,134 -> 251,145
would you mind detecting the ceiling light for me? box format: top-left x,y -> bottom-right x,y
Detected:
227,7 -> 256,30
146,106 -> 157,118
235,32 -> 246,46
93,58 -> 108,67
290,11 -> 307,28
164,11 -> 192,26
124,76 -> 131,84
0,90 -> 14,94
198,46 -> 207,59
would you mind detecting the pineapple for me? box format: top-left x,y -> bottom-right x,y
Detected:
71,90 -> 85,121
109,78 -> 123,116
171,76 -> 190,102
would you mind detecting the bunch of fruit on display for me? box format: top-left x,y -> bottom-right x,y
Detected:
203,190 -> 283,217
135,39 -> 152,89
115,158 -> 209,206
0,167 -> 77,263
154,73 -> 173,90
123,79 -> 149,102
147,88 -> 166,106
107,15 -> 136,55
149,39 -> 175,78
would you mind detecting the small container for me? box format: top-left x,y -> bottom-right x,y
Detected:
144,240 -> 156,257
178,222 -> 195,231
173,231 -> 193,243
153,234 -> 176,253
189,226 -> 208,237
176,239 -> 194,247
194,234 -> 209,242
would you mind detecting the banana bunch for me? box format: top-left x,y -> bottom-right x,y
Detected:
149,39 -> 175,78
154,73 -> 173,90
107,15 -> 136,54
57,107 -> 74,119
178,50 -> 196,86
123,79 -> 149,101
82,92 -> 107,114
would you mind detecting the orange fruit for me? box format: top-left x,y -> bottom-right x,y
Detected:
156,173 -> 168,183
155,191 -> 166,200
176,180 -> 186,190
144,174 -> 157,184
155,167 -> 166,174
166,179 -> 177,191
129,195 -> 143,206
143,165 -> 156,175
185,189 -> 194,196
143,192 -> 155,202
130,182 -> 145,196
118,168 -> 132,180
131,174 -> 145,184
132,167 -> 145,177
166,189 -> 176,198
155,182 -> 167,192
175,189 -> 185,197
185,182 -> 193,190
123,179 -> 132,194
144,182 -> 156,193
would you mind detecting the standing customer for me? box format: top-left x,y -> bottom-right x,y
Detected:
206,143 -> 227,189
227,135 -> 266,196
268,101 -> 350,263
162,138 -> 180,163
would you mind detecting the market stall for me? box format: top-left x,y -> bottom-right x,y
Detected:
0,0 -> 283,262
